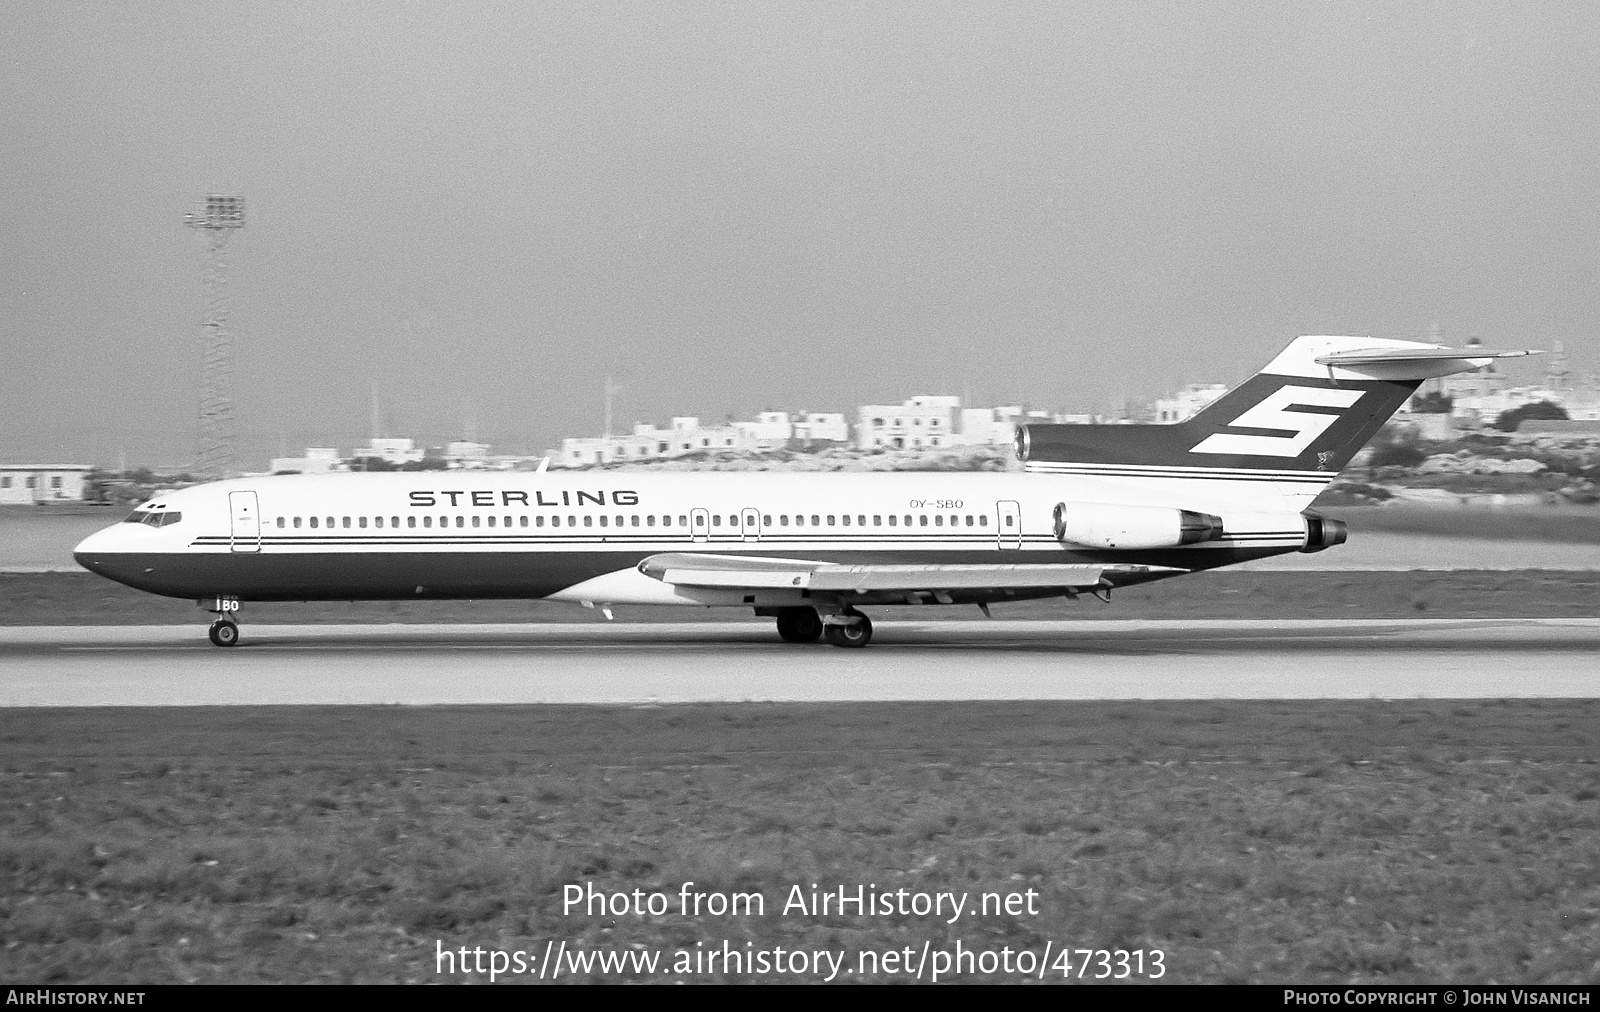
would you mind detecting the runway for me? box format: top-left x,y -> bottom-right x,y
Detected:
1,618 -> 1596,705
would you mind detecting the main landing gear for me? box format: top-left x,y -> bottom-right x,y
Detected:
204,596 -> 242,648
772,606 -> 873,648
775,607 -> 823,643
823,612 -> 872,648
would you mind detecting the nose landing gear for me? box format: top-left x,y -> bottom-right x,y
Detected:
208,619 -> 239,647
203,596 -> 242,647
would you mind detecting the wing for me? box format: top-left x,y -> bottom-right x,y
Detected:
636,552 -> 1183,599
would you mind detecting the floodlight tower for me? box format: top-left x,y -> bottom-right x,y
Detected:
184,194 -> 245,479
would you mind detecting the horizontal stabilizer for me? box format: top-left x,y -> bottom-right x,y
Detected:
1314,346 -> 1534,365
1313,345 -> 1538,381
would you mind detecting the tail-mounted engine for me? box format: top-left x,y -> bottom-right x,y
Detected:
1053,502 -> 1225,551
1299,512 -> 1348,553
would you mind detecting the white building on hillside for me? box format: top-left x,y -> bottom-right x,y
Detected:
269,447 -> 341,475
735,412 -> 794,448
792,412 -> 849,443
556,417 -> 758,467
1154,384 -> 1229,423
351,437 -> 425,466
857,395 -> 961,450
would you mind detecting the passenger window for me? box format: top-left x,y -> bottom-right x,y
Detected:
631,515 -> 639,527
841,515 -> 850,526
711,515 -> 720,527
599,516 -> 608,527
795,515 -> 804,527
519,516 -> 527,527
728,515 -> 738,526
858,515 -> 866,526
678,515 -> 687,526
811,515 -> 819,526
780,515 -> 789,526
619,515 -> 626,527
569,516 -> 577,527
327,517 -> 334,528
310,517 -> 319,529
276,517 -> 285,528
392,517 -> 400,527
904,515 -> 912,526
293,517 -> 302,528
887,515 -> 896,526
455,516 -> 464,528
342,517 -> 351,528
934,515 -> 943,526
920,515 -> 928,527
647,515 -> 656,527
408,516 -> 417,529
695,515 -> 705,527
535,516 -> 544,527
360,517 -> 368,528
763,515 -> 772,526
1004,516 -> 1014,527
873,515 -> 881,526
423,516 -> 432,528
965,515 -> 973,526
584,516 -> 593,527
827,515 -> 835,526
979,515 -> 987,526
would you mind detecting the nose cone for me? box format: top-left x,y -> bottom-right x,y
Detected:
74,523 -> 125,574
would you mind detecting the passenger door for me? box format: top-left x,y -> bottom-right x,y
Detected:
740,508 -> 760,542
229,491 -> 261,553
996,500 -> 1021,550
690,507 -> 709,543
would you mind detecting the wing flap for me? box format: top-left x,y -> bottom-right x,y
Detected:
642,553 -> 1182,593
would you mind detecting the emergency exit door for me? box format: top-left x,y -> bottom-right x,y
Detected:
229,491 -> 261,553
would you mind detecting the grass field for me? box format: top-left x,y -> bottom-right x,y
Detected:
2,702 -> 1597,984
4,564 -> 1597,985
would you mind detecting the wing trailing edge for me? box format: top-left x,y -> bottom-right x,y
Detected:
638,553 -> 1183,593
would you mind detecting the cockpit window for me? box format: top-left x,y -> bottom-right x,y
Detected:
123,510 -> 181,527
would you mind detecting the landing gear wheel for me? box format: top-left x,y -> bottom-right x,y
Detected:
824,613 -> 872,648
775,607 -> 823,643
208,619 -> 239,648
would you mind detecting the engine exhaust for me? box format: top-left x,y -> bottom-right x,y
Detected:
1300,513 -> 1349,553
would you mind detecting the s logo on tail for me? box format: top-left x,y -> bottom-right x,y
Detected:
1188,385 -> 1365,458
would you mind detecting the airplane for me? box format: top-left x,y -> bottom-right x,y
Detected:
73,335 -> 1532,648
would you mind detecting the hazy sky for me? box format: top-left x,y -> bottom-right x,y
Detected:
3,2 -> 1597,466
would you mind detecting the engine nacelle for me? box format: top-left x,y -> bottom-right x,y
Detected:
1053,502 -> 1225,551
1299,513 -> 1348,553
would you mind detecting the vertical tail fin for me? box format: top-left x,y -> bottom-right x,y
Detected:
1019,336 -> 1535,506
